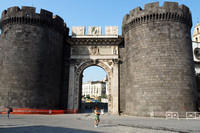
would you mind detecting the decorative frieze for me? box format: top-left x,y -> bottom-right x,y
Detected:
105,26 -> 118,36
88,26 -> 101,35
72,26 -> 85,36
71,26 -> 118,36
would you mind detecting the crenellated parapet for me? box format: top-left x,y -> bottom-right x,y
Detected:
0,6 -> 67,33
122,2 -> 192,35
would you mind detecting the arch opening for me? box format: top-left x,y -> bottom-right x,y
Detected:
69,59 -> 119,115
79,65 -> 108,113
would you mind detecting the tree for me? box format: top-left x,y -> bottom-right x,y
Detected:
86,95 -> 90,99
101,94 -> 107,98
98,97 -> 101,102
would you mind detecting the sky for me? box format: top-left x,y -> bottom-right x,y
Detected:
0,0 -> 200,82
83,66 -> 107,82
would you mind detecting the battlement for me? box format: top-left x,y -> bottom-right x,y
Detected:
122,2 -> 192,34
0,6 -> 66,33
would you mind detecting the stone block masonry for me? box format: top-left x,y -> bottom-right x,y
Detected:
0,6 -> 69,110
120,2 -> 197,116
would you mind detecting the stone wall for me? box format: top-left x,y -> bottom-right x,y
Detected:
120,2 -> 197,116
60,41 -> 71,109
0,6 -> 68,110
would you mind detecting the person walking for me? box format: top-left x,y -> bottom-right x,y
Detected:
6,106 -> 12,119
94,106 -> 100,127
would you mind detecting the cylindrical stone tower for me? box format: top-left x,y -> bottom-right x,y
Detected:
0,6 -> 68,110
120,2 -> 197,116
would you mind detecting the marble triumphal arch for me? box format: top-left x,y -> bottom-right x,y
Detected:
67,26 -> 123,114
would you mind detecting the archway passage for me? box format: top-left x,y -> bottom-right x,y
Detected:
74,61 -> 112,113
80,66 -> 108,113
66,37 -> 122,115
67,59 -> 119,114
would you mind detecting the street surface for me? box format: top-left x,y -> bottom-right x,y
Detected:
0,113 -> 200,133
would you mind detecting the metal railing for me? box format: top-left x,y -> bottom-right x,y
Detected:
166,112 -> 179,120
186,112 -> 200,120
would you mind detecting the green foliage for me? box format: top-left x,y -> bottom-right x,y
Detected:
86,95 -> 90,99
126,16 -> 129,21
101,94 -> 107,98
98,97 -> 101,102
122,24 -> 125,30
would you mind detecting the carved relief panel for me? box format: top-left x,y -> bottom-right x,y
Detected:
89,46 -> 99,55
88,26 -> 101,35
105,26 -> 118,36
72,26 -> 85,36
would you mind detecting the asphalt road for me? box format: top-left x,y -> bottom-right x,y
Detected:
0,113 -> 200,133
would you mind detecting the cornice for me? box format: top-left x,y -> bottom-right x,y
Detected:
67,36 -> 124,46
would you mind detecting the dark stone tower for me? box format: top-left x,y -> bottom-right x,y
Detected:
0,6 -> 68,110
120,2 -> 197,116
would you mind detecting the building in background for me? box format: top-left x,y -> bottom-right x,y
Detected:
192,23 -> 200,107
193,23 -> 200,42
192,23 -> 200,73
82,81 -> 106,98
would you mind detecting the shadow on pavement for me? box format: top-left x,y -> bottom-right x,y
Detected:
101,124 -> 119,127
0,124 -> 24,127
0,125 -> 101,133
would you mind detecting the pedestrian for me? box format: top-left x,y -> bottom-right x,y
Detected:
94,106 -> 100,127
6,106 -> 13,119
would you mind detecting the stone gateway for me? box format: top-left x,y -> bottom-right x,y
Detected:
0,2 -> 197,116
